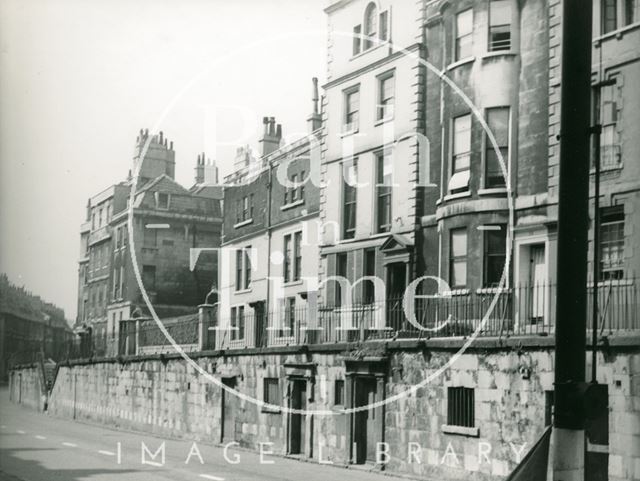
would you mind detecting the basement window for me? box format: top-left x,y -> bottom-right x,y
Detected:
264,378 -> 280,405
447,386 -> 475,428
334,380 -> 345,406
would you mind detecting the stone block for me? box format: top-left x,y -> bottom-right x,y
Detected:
491,458 -> 510,477
464,454 -> 479,472
609,454 -> 625,478
478,370 -> 496,389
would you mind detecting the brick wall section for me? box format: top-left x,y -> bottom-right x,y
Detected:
17,345 -> 637,480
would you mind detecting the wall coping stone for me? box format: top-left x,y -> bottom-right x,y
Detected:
22,333 -> 637,370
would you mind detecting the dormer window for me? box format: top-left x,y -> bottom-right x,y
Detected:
156,192 -> 170,209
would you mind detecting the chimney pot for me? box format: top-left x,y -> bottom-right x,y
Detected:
170,141 -> 173,150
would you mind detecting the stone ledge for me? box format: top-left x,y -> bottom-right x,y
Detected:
41,333 -> 640,368
441,424 -> 480,437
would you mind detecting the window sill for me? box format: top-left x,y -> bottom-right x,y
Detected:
478,187 -> 508,196
234,288 -> 252,294
443,289 -> 470,297
443,191 -> 472,202
350,41 -> 388,61
446,56 -> 475,71
269,334 -> 296,344
590,163 -> 623,175
594,22 -> 640,44
284,280 -> 304,287
340,127 -> 359,138
281,199 -> 305,211
226,339 -> 246,348
261,407 -> 282,414
441,425 -> 479,437
337,232 -> 387,244
234,219 -> 253,228
374,116 -> 394,127
480,51 -> 518,61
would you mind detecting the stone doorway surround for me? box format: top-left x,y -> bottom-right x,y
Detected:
342,356 -> 387,466
283,361 -> 316,458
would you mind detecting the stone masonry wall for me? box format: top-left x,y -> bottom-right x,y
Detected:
15,344 -> 640,480
8,365 -> 45,412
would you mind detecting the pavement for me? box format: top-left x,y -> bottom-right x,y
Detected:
0,388 -> 409,481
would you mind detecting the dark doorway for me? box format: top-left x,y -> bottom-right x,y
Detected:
386,262 -> 407,299
288,379 -> 307,455
253,301 -> 266,347
221,377 -> 237,443
386,263 -> 407,334
352,377 -> 378,464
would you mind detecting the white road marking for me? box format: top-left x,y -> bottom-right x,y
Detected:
199,475 -> 225,481
62,442 -> 77,447
143,460 -> 163,467
34,435 -> 46,440
16,430 -> 25,434
98,450 -> 115,456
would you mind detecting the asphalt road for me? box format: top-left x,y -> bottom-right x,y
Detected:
0,388 -> 407,481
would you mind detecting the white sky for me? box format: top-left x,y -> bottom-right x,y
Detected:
0,0 -> 327,321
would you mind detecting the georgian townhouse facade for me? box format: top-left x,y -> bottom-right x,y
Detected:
219,109 -> 322,350
585,0 -> 640,284
423,0 -> 556,331
59,2 -> 640,481
76,130 -> 222,356
319,0 -> 427,310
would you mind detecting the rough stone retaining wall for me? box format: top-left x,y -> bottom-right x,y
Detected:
11,341 -> 640,481
8,365 -> 46,412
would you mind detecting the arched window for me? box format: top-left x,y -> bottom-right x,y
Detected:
364,2 -> 378,49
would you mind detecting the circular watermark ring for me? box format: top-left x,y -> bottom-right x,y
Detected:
127,29 -> 514,416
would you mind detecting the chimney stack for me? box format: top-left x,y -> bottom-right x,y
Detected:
195,153 -> 205,184
259,115 -> 283,156
205,158 -> 219,184
307,77 -> 322,133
